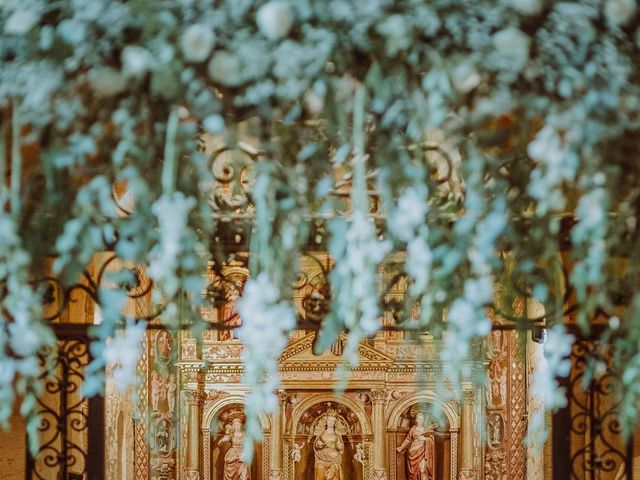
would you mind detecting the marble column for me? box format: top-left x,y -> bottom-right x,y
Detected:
371,389 -> 388,480
269,390 -> 287,480
185,391 -> 204,480
458,390 -> 476,480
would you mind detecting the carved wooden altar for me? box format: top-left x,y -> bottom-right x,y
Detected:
166,328 -> 485,480
102,255 -> 533,480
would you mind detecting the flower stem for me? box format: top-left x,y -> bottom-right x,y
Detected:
351,85 -> 367,215
161,107 -> 179,195
10,103 -> 21,217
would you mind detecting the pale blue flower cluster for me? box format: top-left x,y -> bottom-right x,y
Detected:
237,273 -> 296,446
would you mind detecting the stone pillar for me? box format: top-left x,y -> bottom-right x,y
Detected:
458,390 -> 476,480
371,389 -> 388,480
269,390 -> 287,480
185,391 -> 203,480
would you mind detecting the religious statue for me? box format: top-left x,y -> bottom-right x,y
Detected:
156,331 -> 172,361
156,419 -> 170,455
489,414 -> 503,447
151,372 -> 161,412
219,281 -> 244,341
167,374 -> 177,414
487,331 -> 507,408
396,413 -> 435,480
354,443 -> 365,465
218,418 -> 251,480
292,442 -> 303,463
313,410 -> 346,480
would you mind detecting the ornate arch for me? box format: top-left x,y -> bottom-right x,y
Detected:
386,391 -> 459,431
386,392 -> 460,480
202,394 -> 271,431
201,394 -> 271,480
286,393 -> 373,436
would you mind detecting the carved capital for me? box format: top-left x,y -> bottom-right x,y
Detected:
276,389 -> 287,405
184,390 -> 205,405
458,469 -> 474,480
462,390 -> 476,404
186,469 -> 200,480
370,389 -> 387,404
269,470 -> 283,480
373,470 -> 388,480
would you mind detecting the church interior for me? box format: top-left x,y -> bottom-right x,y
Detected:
1,129 -> 639,480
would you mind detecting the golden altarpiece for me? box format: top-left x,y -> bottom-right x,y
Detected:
100,133 -> 543,480
102,254 -> 541,480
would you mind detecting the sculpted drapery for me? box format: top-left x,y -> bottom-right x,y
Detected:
218,418 -> 251,480
314,412 -> 345,480
397,413 -> 435,480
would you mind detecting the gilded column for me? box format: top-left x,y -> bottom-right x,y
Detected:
458,390 -> 476,480
371,389 -> 388,480
269,390 -> 287,480
185,391 -> 204,480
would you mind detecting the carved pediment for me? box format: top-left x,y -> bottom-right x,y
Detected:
279,333 -> 394,369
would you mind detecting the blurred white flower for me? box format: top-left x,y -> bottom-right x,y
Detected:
207,50 -> 243,87
451,62 -> 481,93
463,275 -> 493,305
238,273 -> 296,414
389,187 -> 428,241
532,325 -> 574,410
407,237 -> 433,293
256,1 -> 295,40
103,320 -> 145,391
180,24 -> 215,63
605,0 -> 636,26
4,9 -> 40,35
121,45 -> 153,78
58,19 -> 86,45
509,0 -> 543,16
88,67 -> 127,97
148,193 -> 196,298
493,27 -> 530,72
377,14 -> 411,55
203,114 -> 224,133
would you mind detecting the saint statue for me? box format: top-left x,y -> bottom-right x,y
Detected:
396,413 -> 435,480
167,373 -> 177,414
156,419 -> 170,454
218,418 -> 251,480
157,331 -> 172,360
313,411 -> 346,480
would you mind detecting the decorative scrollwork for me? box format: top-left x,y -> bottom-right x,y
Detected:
34,254 -> 155,325
566,338 -> 631,479
29,336 -> 91,480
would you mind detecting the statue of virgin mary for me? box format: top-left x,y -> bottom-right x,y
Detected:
313,410 -> 348,480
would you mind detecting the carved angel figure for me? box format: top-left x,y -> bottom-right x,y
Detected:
291,442 -> 303,463
313,411 -> 347,480
354,443 -> 365,465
